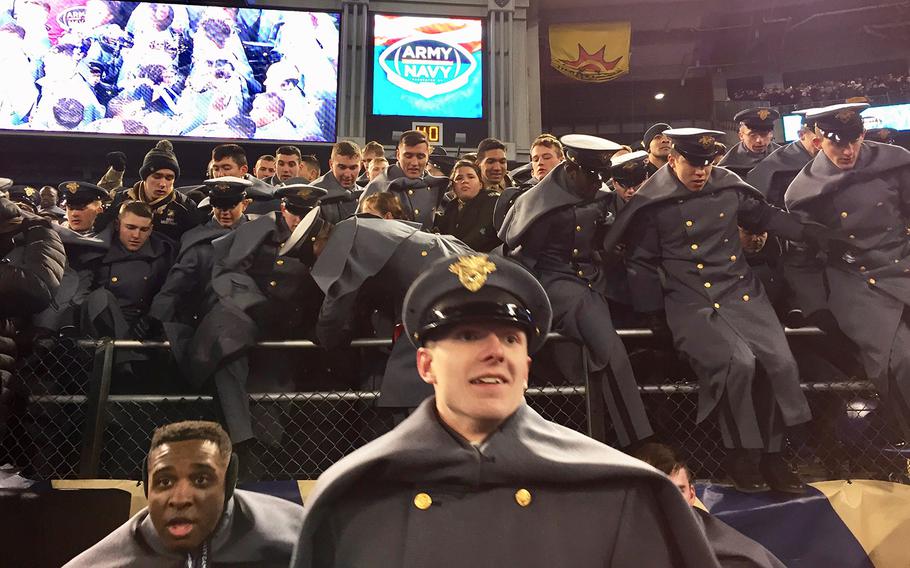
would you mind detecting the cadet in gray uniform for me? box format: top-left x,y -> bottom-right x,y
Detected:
360,130 -> 448,230
190,184 -> 327,445
499,134 -> 653,448
290,253 -> 720,568
718,108 -> 782,178
65,421 -> 303,568
785,103 -> 910,440
310,140 -> 361,225
604,128 -> 827,493
494,134 -> 564,232
747,109 -> 820,207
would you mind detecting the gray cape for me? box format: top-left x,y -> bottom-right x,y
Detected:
694,507 -> 786,568
290,398 -> 720,568
65,489 -> 303,568
746,140 -> 814,206
718,141 -> 781,176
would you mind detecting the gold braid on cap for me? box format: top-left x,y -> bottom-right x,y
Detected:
449,255 -> 497,292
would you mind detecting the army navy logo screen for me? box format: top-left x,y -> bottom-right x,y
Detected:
373,15 -> 483,119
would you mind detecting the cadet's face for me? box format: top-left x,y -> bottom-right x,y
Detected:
144,170 -> 176,200
479,149 -> 508,186
669,153 -> 711,192
210,157 -> 247,178
361,151 -> 382,172
614,179 -> 642,203
816,135 -> 863,170
648,133 -> 672,158
213,199 -> 248,228
40,187 -> 57,208
669,467 -> 696,506
397,143 -> 429,179
275,154 -> 299,181
147,439 -> 227,553
280,203 -> 302,232
417,323 -> 531,443
302,165 -> 319,183
330,154 -> 361,189
531,144 -> 561,180
368,160 -> 388,180
118,212 -> 153,251
738,227 -> 768,254
739,125 -> 773,153
451,166 -> 482,202
66,201 -> 102,230
254,159 -> 276,180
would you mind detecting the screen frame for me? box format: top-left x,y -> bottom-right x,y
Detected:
0,0 -> 342,145
782,103 -> 910,142
367,12 -> 488,122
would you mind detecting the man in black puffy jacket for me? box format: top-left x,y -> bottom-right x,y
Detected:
0,195 -> 66,440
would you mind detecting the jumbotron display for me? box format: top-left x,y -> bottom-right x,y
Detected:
0,0 -> 340,142
783,103 -> 910,141
372,14 -> 483,119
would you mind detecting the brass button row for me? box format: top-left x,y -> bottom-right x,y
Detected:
413,489 -> 533,510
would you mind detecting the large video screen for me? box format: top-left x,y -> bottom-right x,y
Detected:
0,1 -> 340,142
783,103 -> 910,141
372,14 -> 483,119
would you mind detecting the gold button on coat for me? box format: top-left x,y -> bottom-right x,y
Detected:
276,259 -> 284,266
269,280 -> 277,287
729,255 -> 736,262
515,489 -> 532,507
414,492 -> 432,510
742,294 -> 750,301
713,303 -> 720,309
869,278 -> 876,285
690,244 -> 698,250
414,209 -> 420,215
110,276 -> 118,283
575,225 -> 582,232
696,263 -> 704,269
841,211 -> 848,218
685,220 -> 693,227
408,189 -> 414,195
704,282 -> 711,288
719,212 -> 725,218
572,248 -> 579,256
420,250 -> 428,256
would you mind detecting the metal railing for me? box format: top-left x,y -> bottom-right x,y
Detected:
3,328 -> 907,483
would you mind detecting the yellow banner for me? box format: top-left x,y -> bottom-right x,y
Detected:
549,22 -> 631,83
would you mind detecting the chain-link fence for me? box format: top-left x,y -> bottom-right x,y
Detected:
2,332 -> 908,483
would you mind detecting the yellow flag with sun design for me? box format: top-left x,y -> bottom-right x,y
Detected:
549,22 -> 631,83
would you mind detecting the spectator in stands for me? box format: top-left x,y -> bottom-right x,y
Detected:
253,154 -> 277,180
500,134 -> 653,449
64,420 -> 303,567
299,154 -> 321,183
358,192 -> 404,219
475,137 -> 511,191
604,128 -> 828,494
60,181 -> 109,236
361,130 -> 449,230
0,191 -> 65,445
718,108 -> 782,178
633,442 -> 787,568
643,123 -> 672,176
262,59 -> 323,141
311,141 -> 360,224
0,22 -> 39,127
195,184 -> 327,446
78,201 -> 176,341
434,160 -> 500,252
366,156 -> 388,181
358,140 -> 385,185
96,140 -> 200,243
290,254 -> 719,568
32,41 -> 104,129
785,103 -> 910,444
494,134 -> 564,232
250,91 -> 297,141
149,177 -> 256,332
267,145 -> 302,185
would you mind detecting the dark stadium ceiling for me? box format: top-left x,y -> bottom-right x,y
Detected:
533,0 -> 910,81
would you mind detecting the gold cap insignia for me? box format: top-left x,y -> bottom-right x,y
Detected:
65,182 -> 79,194
699,135 -> 716,149
836,110 -> 856,123
449,255 -> 497,293
757,109 -> 771,121
24,186 -> 36,197
623,162 -> 636,172
214,183 -> 230,191
296,188 -> 312,199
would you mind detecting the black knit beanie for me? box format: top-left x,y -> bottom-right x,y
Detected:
139,140 -> 180,180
